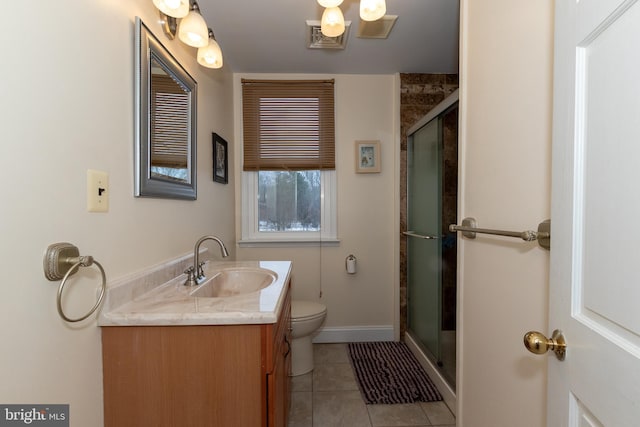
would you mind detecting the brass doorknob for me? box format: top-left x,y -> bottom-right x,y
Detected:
523,329 -> 566,361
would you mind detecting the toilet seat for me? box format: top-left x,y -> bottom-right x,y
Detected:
291,301 -> 326,321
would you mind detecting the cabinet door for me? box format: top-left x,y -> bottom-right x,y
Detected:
102,325 -> 263,427
268,333 -> 291,427
266,285 -> 291,427
282,331 -> 291,421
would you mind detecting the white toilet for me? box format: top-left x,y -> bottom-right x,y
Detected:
290,300 -> 327,376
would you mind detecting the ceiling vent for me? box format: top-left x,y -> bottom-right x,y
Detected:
306,20 -> 351,49
357,15 -> 398,39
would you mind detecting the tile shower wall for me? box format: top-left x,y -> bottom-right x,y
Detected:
399,74 -> 459,337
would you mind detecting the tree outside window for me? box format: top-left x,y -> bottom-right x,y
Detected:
258,171 -> 321,232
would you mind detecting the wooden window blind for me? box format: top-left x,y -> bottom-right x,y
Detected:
151,74 -> 189,168
242,79 -> 335,171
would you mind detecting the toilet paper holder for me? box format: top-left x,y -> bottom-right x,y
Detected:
345,255 -> 357,274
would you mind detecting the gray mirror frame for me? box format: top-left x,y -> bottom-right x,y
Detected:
134,17 -> 198,200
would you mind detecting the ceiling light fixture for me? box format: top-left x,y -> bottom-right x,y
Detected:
178,1 -> 209,47
321,6 -> 346,37
197,29 -> 224,69
317,0 -> 388,38
360,0 -> 386,21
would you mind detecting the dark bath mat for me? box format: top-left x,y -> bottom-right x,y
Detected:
348,341 -> 443,405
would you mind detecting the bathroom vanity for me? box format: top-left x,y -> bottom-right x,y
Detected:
99,260 -> 292,427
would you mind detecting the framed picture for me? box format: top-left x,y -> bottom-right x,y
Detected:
212,133 -> 228,184
355,140 -> 381,173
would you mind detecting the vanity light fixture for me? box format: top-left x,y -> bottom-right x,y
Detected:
321,6 -> 346,37
360,0 -> 386,21
317,0 -> 343,7
178,1 -> 209,47
197,29 -> 223,69
153,0 -> 224,69
153,0 -> 189,18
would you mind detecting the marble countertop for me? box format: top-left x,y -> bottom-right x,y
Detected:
98,260 -> 292,326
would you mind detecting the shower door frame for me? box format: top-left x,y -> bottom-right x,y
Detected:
404,89 -> 459,391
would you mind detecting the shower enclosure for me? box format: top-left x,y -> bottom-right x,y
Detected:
405,90 -> 458,389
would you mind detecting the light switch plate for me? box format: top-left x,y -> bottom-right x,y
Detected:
87,169 -> 108,212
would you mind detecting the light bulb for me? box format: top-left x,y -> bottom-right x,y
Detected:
153,0 -> 189,18
360,0 -> 386,21
197,36 -> 223,69
317,0 -> 343,7
178,7 -> 209,47
321,7 -> 345,38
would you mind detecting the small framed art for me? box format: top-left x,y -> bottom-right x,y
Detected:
355,140 -> 381,173
212,133 -> 228,184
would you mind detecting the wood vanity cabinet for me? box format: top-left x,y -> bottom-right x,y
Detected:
101,283 -> 291,427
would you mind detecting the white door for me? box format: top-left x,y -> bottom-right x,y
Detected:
549,0 -> 640,425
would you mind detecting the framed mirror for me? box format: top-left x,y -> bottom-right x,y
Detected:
135,17 -> 197,199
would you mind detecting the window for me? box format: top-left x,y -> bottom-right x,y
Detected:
241,79 -> 337,244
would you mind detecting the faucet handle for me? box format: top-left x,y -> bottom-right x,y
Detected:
197,261 -> 206,277
183,266 -> 197,286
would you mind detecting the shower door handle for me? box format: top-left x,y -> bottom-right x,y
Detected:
403,231 -> 439,240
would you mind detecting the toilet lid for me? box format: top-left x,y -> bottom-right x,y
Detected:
291,300 -> 327,320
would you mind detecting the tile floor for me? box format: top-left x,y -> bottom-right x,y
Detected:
288,343 -> 456,427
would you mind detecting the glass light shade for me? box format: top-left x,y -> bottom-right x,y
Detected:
178,10 -> 209,47
360,0 -> 386,21
153,0 -> 189,18
197,39 -> 223,69
321,7 -> 345,38
317,0 -> 343,7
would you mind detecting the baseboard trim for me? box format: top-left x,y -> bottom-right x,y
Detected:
312,326 -> 395,343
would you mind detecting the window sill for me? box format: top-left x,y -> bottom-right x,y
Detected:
238,238 -> 341,248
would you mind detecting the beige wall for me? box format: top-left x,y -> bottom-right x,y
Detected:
457,0 -> 553,425
0,1 -> 234,425
233,74 -> 399,339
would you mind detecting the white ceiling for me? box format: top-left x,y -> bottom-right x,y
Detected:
196,0 -> 460,74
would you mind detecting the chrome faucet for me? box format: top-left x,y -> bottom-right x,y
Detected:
184,235 -> 229,286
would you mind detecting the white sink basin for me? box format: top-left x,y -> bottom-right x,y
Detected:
189,267 -> 277,298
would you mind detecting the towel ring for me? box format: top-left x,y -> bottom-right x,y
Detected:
44,243 -> 107,323
57,256 -> 106,322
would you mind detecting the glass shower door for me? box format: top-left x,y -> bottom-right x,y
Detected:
407,117 -> 443,365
